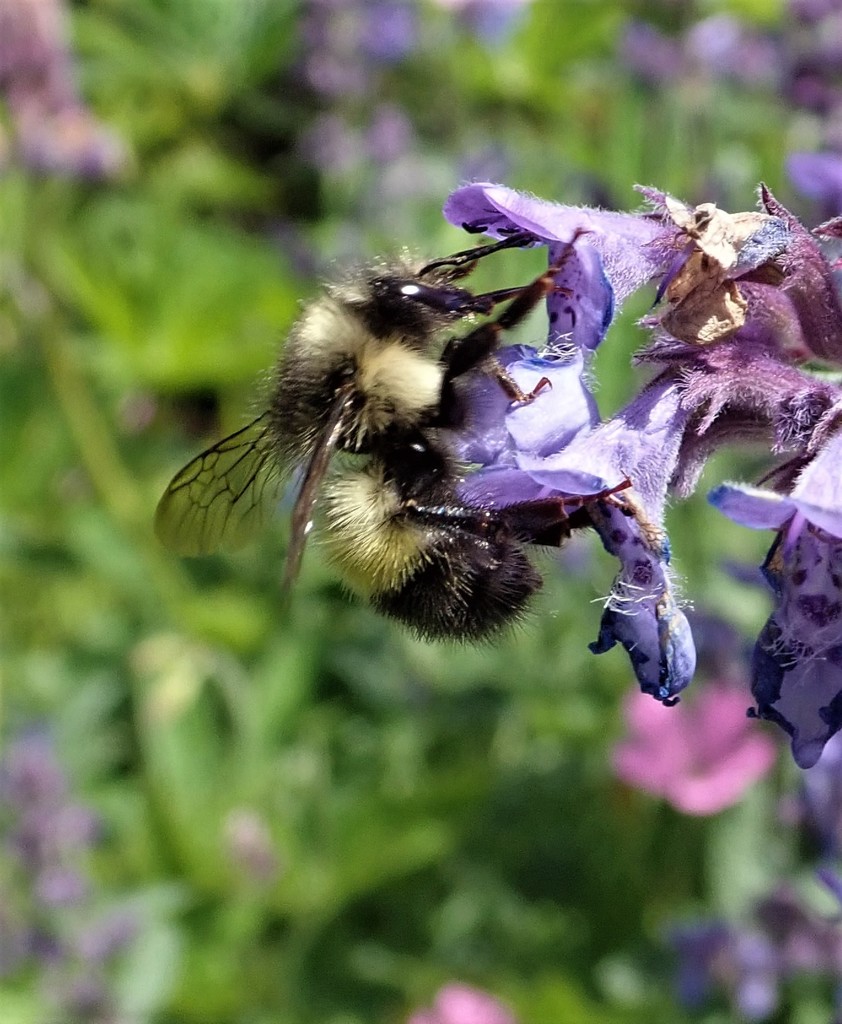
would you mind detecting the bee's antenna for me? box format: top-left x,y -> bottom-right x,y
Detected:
418,230 -> 539,277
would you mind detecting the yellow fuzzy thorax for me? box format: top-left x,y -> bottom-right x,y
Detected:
295,298 -> 444,445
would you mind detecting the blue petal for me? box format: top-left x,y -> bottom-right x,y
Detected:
587,503 -> 696,703
547,239 -> 615,350
708,484 -> 795,530
751,529 -> 842,768
443,183 -> 675,351
518,376 -> 690,521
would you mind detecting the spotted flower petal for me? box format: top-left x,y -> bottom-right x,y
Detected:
588,500 -> 696,703
444,183 -> 675,349
512,376 -> 696,700
710,432 -> 842,767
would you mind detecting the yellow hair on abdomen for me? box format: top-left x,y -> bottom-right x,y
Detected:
321,466 -> 427,596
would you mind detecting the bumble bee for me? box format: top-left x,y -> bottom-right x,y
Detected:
155,231 -> 556,579
155,232 -> 627,638
320,431 -> 627,641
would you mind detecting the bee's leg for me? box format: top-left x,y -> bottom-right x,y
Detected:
440,256 -> 567,384
506,478 -> 633,546
445,228 -> 593,380
489,363 -> 552,405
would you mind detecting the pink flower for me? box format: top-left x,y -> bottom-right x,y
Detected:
613,681 -> 778,815
407,983 -> 517,1024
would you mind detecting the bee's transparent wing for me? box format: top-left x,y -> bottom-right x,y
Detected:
281,382 -> 354,592
155,413 -> 282,556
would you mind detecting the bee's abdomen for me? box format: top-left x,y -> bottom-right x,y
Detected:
373,541 -> 542,642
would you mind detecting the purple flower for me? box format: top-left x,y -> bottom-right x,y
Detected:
443,182 -> 675,351
441,180 -> 842,754
788,151 -> 842,218
670,922 -> 731,1008
620,14 -> 779,89
0,0 -> 127,178
456,344 -> 598,491
441,186 -> 701,700
619,21 -> 683,84
365,103 -> 414,163
0,732 -> 139,1021
800,731 -> 842,854
614,681 -> 777,815
460,350 -> 696,701
223,808 -> 281,884
670,921 -> 780,1019
671,881 -> 842,1020
431,0 -> 532,44
359,1 -> 418,63
756,886 -> 842,976
408,983 -> 517,1024
711,430 -> 842,767
684,15 -> 779,86
790,0 -> 842,24
729,930 -> 781,1020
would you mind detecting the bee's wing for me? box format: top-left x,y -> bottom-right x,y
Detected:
155,413 -> 282,556
281,382 -> 354,593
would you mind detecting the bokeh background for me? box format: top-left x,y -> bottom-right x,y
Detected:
4,1 -> 842,1022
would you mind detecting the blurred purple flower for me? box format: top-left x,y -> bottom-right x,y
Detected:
672,881 -> 842,1021
790,0 -> 842,24
817,865 -> 842,906
0,0 -> 127,178
301,113 -> 363,174
431,0 -> 532,44
359,1 -> 418,62
620,13 -> 779,88
684,15 -> 779,86
408,983 -> 517,1024
614,681 -> 777,814
619,21 -> 683,84
0,732 -> 138,1022
74,910 -> 138,964
788,151 -> 842,217
756,886 -> 842,976
728,930 -> 781,1020
365,103 -> 414,163
224,808 -> 281,885
671,922 -> 728,1007
801,731 -> 842,853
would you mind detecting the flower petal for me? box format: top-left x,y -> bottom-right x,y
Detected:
518,375 -> 690,520
752,530 -> 842,768
588,503 -> 696,703
443,183 -> 675,349
708,484 -> 796,530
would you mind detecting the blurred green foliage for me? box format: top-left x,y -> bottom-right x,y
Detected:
0,1 -> 831,1022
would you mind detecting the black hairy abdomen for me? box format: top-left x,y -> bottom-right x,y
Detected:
374,540 -> 543,642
